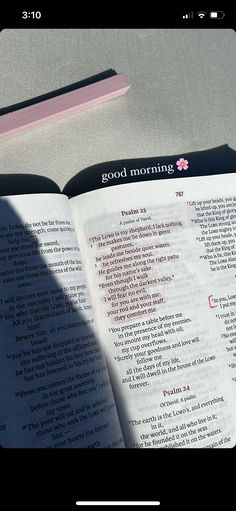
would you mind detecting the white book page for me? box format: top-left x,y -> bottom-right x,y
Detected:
70,174 -> 236,448
0,193 -> 123,448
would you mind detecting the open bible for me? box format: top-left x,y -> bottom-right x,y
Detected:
0,144 -> 236,448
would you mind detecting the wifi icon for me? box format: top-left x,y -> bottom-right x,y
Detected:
197,11 -> 206,18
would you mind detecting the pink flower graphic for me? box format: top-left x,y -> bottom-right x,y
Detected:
176,158 -> 189,171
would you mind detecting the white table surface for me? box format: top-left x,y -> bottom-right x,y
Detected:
0,29 -> 235,190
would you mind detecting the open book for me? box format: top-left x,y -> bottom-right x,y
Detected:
0,145 -> 236,448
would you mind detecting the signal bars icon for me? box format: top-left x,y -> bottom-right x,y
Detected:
182,11 -> 193,19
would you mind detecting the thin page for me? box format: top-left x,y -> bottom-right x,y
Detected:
70,174 -> 236,448
0,193 -> 123,447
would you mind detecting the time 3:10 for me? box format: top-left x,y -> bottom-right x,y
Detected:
22,11 -> 42,19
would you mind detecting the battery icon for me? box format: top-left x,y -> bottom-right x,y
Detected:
210,11 -> 225,19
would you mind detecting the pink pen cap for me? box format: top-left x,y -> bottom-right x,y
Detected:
0,69 -> 130,140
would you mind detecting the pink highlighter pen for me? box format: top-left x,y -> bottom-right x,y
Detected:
0,69 -> 130,140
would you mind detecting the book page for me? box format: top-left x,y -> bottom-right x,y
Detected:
70,174 -> 236,447
0,193 -> 123,448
